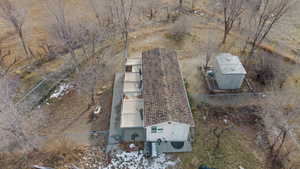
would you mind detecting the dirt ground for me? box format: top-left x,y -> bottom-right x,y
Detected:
1,0 -> 300,168
178,108 -> 267,169
10,10 -> 300,168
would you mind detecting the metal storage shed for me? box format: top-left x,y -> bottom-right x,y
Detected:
215,53 -> 247,90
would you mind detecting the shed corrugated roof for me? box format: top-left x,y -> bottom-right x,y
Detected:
216,53 -> 247,75
142,48 -> 195,127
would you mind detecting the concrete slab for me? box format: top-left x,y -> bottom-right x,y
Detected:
121,99 -> 144,128
125,72 -> 141,82
155,141 -> 192,153
123,81 -> 141,93
122,128 -> 146,142
106,73 -> 124,153
126,58 -> 142,66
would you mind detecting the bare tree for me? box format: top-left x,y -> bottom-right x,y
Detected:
204,48 -> 212,70
262,90 -> 300,168
0,0 -> 31,58
77,22 -> 101,59
211,126 -> 233,154
203,36 -> 217,70
74,20 -> 112,111
144,0 -> 160,20
221,0 -> 244,44
76,51 -> 106,105
46,0 -> 82,72
179,0 -> 183,8
0,73 -> 38,151
168,16 -> 192,42
247,0 -> 290,56
88,0 -> 114,30
111,0 -> 135,60
136,0 -> 160,21
191,0 -> 196,10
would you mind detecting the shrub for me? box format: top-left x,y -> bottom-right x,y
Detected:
165,16 -> 191,43
255,64 -> 275,86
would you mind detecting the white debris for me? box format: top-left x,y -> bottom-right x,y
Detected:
32,165 -> 54,169
101,151 -> 179,169
224,119 -> 228,124
50,83 -> 72,99
239,166 -> 245,169
94,106 -> 102,114
129,143 -> 135,149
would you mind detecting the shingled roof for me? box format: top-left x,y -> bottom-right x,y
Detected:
142,48 -> 195,127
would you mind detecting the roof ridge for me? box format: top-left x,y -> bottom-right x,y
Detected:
159,49 -> 172,122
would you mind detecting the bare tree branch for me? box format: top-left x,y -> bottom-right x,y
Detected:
221,0 -> 244,44
247,0 -> 291,57
0,0 -> 31,58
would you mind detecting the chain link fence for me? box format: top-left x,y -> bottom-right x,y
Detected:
16,63 -> 75,111
191,92 -> 267,107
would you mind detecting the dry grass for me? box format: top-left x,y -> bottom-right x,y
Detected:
0,139 -> 84,169
178,105 -> 266,169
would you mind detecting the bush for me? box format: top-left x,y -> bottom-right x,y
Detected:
165,16 -> 191,43
255,64 -> 275,86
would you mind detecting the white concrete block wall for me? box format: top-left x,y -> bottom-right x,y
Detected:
146,121 -> 190,142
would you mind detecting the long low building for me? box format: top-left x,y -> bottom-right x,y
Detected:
119,48 -> 195,153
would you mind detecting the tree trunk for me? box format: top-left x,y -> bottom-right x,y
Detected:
222,31 -> 228,44
92,35 -> 96,55
90,90 -> 95,105
123,31 -> 129,60
191,0 -> 194,10
249,41 -> 256,57
150,8 -> 153,20
69,48 -> 80,72
18,29 -> 29,58
215,136 -> 221,150
167,7 -> 170,21
179,0 -> 183,8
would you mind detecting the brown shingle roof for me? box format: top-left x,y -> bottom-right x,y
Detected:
142,48 -> 195,127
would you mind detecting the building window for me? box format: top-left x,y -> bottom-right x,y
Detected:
151,126 -> 157,133
125,65 -> 132,72
157,127 -> 163,133
151,126 -> 163,133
